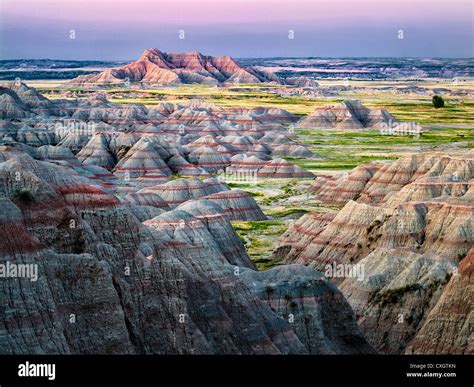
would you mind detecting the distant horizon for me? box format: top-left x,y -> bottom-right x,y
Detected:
1,52 -> 473,62
1,0 -> 473,60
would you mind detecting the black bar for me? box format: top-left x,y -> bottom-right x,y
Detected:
0,355 -> 472,386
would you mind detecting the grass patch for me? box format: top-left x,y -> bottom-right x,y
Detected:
227,182 -> 253,188
232,220 -> 288,271
268,208 -> 309,218
232,221 -> 282,231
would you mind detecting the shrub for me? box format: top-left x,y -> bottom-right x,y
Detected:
12,188 -> 34,203
367,219 -> 382,233
373,284 -> 422,306
432,95 -> 445,108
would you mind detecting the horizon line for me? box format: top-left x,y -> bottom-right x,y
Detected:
2,55 -> 473,62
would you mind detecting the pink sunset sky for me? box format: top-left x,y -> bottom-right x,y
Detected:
1,0 -> 473,59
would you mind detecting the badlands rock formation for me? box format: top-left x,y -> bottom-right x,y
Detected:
140,178 -> 226,208
405,248 -> 473,354
0,143 -> 372,354
0,82 -> 378,355
1,73 -> 469,356
285,76 -> 320,88
275,151 -> 473,354
299,100 -> 421,132
70,49 -> 280,87
226,155 -> 315,180
240,265 -> 375,354
256,158 -> 314,179
194,189 -> 267,221
0,83 -> 314,181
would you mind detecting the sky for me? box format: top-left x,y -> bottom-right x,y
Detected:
0,0 -> 473,60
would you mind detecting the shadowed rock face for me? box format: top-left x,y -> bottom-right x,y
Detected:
0,146 -> 373,355
275,151 -> 473,354
0,88 -> 31,119
240,265 -> 375,354
174,199 -> 255,267
70,49 -> 280,86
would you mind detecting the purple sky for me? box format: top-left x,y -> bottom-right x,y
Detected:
1,0 -> 473,59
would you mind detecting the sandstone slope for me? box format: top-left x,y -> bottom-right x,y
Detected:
0,145 -> 373,355
275,151 -> 474,354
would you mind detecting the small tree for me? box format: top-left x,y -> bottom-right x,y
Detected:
432,95 -> 445,108
12,188 -> 33,203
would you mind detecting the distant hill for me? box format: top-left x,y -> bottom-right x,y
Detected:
69,48 -> 280,86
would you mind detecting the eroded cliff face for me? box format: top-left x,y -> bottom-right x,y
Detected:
405,248 -> 473,354
275,151 -> 473,354
0,145 -> 373,354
